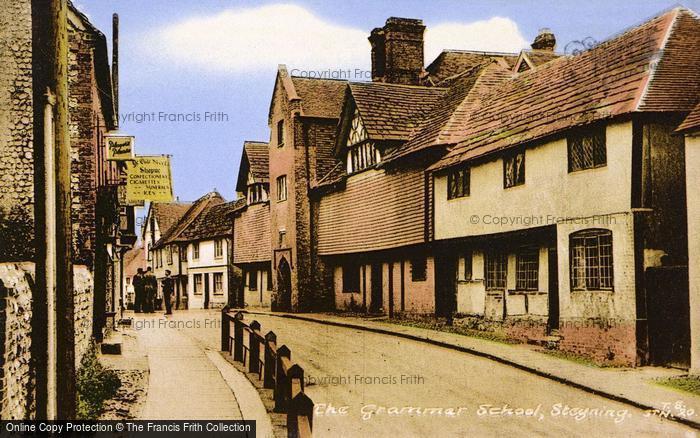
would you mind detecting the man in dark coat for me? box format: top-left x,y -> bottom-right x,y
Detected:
133,268 -> 145,313
162,270 -> 174,315
144,267 -> 157,313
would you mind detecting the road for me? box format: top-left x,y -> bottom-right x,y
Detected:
181,310 -> 696,437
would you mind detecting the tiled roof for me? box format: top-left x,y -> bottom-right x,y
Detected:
424,50 -> 519,85
522,49 -> 561,67
244,141 -> 269,181
179,200 -> 237,241
236,141 -> 269,193
431,7 -> 700,171
152,202 -> 192,236
678,102 -> 700,132
385,62 -> 511,162
123,246 -> 146,277
348,82 -> 447,142
154,192 -> 225,248
291,77 -> 348,119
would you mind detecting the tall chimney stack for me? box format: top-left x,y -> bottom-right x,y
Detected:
368,17 -> 425,85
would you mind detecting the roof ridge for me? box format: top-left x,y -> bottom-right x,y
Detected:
438,49 -> 520,57
349,81 -> 447,90
290,76 -> 350,83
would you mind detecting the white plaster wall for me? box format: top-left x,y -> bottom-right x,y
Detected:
435,121 -> 634,239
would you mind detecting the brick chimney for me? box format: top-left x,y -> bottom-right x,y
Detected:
531,28 -> 556,51
369,17 -> 425,85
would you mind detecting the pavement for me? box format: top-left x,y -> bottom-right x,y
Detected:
237,309 -> 700,433
118,310 -> 273,436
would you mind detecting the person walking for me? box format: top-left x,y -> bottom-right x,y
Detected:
133,268 -> 145,313
144,267 -> 157,313
162,270 -> 174,315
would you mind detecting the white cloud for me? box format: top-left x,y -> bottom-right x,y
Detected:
426,17 -> 529,61
142,4 -> 528,75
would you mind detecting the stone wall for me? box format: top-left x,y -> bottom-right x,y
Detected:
0,0 -> 34,262
0,263 -> 95,419
0,263 -> 35,419
73,265 -> 94,368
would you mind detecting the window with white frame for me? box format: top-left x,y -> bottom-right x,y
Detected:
247,183 -> 267,204
167,245 -> 173,265
192,242 -> 200,260
570,229 -> 614,291
345,109 -> 380,174
277,175 -> 287,201
213,272 -> 224,294
214,239 -> 223,259
460,252 -> 473,281
193,273 -> 202,295
516,247 -> 539,291
486,252 -> 507,290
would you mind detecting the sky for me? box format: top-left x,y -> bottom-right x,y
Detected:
77,0 -> 700,203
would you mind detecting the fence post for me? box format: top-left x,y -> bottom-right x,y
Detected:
274,345 -> 291,412
220,305 -> 230,352
248,320 -> 261,374
288,364 -> 304,393
264,331 -> 277,389
233,311 -> 244,362
287,392 -> 314,437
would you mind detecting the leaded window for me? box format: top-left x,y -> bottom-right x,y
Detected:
486,252 -> 507,290
516,247 -> 539,291
568,125 -> 606,172
570,229 -> 614,290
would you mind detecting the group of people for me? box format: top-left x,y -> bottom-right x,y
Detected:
132,267 -> 174,315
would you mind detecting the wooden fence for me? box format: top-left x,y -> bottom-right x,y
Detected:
222,308 -> 313,438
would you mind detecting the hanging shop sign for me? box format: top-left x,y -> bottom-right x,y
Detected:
125,155 -> 174,203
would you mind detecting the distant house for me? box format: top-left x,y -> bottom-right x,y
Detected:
232,141 -> 273,308
143,201 -> 191,308
149,192 -> 223,308
178,199 -> 238,309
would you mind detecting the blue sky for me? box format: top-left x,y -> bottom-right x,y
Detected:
78,0 -> 699,203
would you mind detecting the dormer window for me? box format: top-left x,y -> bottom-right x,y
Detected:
247,183 -> 267,204
346,109 -> 381,174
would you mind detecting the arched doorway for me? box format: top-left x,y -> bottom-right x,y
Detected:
276,257 -> 292,311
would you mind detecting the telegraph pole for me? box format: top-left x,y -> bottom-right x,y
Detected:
50,0 -> 76,419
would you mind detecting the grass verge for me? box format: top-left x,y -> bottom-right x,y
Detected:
381,318 -> 519,345
655,376 -> 700,396
76,344 -> 121,419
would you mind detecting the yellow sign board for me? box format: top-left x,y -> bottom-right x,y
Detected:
126,156 -> 174,203
105,135 -> 134,160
